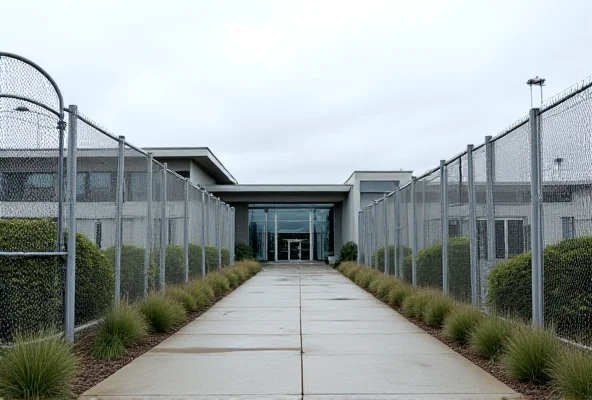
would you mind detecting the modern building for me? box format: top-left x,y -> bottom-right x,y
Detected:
147,147 -> 413,262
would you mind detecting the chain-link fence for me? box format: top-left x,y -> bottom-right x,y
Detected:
0,52 -> 235,344
359,78 -> 592,349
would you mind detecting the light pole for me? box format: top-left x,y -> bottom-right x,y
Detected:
527,76 -> 546,108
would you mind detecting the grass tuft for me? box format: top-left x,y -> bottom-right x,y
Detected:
204,272 -> 231,297
375,278 -> 401,301
423,295 -> 457,328
93,302 -> 148,359
238,260 -> 262,275
232,265 -> 250,282
166,287 -> 198,312
185,281 -> 216,310
354,268 -> 380,289
443,306 -> 484,343
220,269 -> 240,288
549,347 -> 592,400
502,326 -> 559,383
368,276 -> 384,295
386,285 -> 411,308
0,330 -> 77,399
139,294 -> 187,333
469,317 -> 515,360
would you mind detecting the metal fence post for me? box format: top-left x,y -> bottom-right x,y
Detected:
230,207 -> 235,265
216,197 -> 222,269
144,153 -> 153,297
160,163 -> 167,291
201,188 -> 207,276
485,136 -> 496,273
373,202 -> 378,269
383,197 -> 388,275
440,160 -> 449,295
363,208 -> 368,266
530,108 -> 544,327
467,145 -> 480,307
411,177 -> 418,286
356,212 -> 362,264
183,179 -> 189,283
64,104 -> 78,343
394,189 -> 401,278
114,135 -> 125,304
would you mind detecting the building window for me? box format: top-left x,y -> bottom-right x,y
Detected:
477,218 -> 525,259
176,170 -> 190,178
360,180 -> 399,193
95,221 -> 103,249
562,217 -> 575,239
127,172 -> 148,201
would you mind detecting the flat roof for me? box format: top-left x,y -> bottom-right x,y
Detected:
145,147 -> 238,185
206,184 -> 352,193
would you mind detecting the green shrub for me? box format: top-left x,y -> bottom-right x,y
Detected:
373,245 -> 412,275
220,268 -> 239,288
232,265 -> 249,282
354,268 -> 380,289
164,244 -> 185,285
103,244 -> 156,301
414,238 -> 470,301
339,262 -> 362,280
188,243 -> 203,279
375,277 -> 401,301
469,317 -> 515,360
443,306 -> 484,343
401,292 -> 430,318
92,302 -> 148,359
0,220 -> 114,341
487,236 -> 592,345
204,272 -> 231,297
368,276 -> 384,295
239,260 -> 262,275
339,241 -> 358,262
184,281 -> 215,310
139,295 -> 187,333
166,287 -> 198,312
550,347 -> 592,400
387,285 -> 410,308
0,330 -> 77,399
503,327 -> 559,383
423,295 -> 457,328
205,245 -> 219,272
235,242 -> 254,261
221,248 -> 230,266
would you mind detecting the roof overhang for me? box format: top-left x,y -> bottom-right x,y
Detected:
145,147 -> 237,185
206,184 -> 352,204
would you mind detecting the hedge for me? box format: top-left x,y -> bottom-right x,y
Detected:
372,245 -> 412,275
0,219 -> 113,341
235,242 -> 254,261
205,245 -> 218,272
339,241 -> 358,262
487,236 -> 592,345
103,245 -> 157,302
221,248 -> 230,266
188,243 -> 203,279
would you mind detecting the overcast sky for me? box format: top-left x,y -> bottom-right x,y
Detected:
2,0 -> 591,184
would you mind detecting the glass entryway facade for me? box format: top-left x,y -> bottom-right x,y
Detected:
248,204 -> 334,262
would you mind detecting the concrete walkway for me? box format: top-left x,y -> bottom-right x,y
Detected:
81,264 -> 520,399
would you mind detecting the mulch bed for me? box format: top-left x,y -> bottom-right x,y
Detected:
71,294 -> 225,398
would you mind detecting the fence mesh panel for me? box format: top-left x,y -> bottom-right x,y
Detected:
73,113 -> 118,327
165,171 -> 186,286
447,156 -> 471,301
540,85 -> 592,346
472,146 -> 488,306
121,145 -> 150,302
489,121 -> 532,320
386,194 -> 396,274
374,199 -> 385,271
151,161 -> 164,291
416,170 -> 442,288
188,185 -> 204,279
399,186 -> 411,282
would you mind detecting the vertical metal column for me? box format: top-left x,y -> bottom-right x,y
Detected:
357,212 -> 362,264
530,108 -> 544,327
144,153 -> 153,297
373,202 -> 378,269
485,136 -> 496,271
200,188 -> 206,276
230,207 -> 235,265
394,189 -> 401,278
440,160 -> 449,295
467,145 -> 480,307
183,179 -> 189,282
263,209 -> 268,260
383,197 -> 388,275
160,164 -> 167,290
216,197 -> 222,269
411,178 -> 418,286
309,210 -> 314,261
274,211 -> 278,262
64,105 -> 78,343
114,136 -> 125,303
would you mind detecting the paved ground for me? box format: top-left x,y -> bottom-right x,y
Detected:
81,264 -> 520,400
